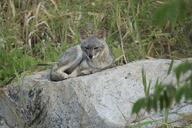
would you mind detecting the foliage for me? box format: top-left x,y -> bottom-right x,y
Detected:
132,0 -> 192,115
0,48 -> 38,86
153,0 -> 188,26
142,68 -> 152,97
132,61 -> 192,114
130,1 -> 192,127
0,0 -> 192,86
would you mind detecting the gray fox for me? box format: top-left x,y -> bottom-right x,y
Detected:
50,31 -> 115,81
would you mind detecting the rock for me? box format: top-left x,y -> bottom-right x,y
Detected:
0,59 -> 191,128
0,89 -> 23,128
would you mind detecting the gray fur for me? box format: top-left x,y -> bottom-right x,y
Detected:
50,35 -> 115,81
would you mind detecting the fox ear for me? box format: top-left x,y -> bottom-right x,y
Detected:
95,29 -> 106,39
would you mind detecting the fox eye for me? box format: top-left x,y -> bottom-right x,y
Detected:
94,47 -> 99,50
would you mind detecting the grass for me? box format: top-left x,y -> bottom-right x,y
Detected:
0,0 -> 192,86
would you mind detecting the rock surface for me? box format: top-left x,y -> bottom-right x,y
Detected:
0,59 -> 191,128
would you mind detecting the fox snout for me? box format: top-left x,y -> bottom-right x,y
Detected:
87,49 -> 99,59
87,50 -> 94,59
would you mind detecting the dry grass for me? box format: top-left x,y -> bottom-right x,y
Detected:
0,0 -> 192,86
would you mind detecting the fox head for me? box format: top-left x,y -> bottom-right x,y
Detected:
81,36 -> 105,59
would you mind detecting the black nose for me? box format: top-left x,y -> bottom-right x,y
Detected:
89,55 -> 93,59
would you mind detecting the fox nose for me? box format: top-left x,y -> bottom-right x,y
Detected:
89,55 -> 93,59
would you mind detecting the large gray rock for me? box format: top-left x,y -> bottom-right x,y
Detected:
0,59 -> 191,128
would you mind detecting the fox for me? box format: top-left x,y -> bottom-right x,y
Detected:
50,31 -> 115,81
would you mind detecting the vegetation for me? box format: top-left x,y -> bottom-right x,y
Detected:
132,60 -> 192,112
132,60 -> 192,127
130,1 -> 192,127
0,0 -> 192,87
0,0 -> 192,127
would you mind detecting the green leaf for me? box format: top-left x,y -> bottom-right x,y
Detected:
153,0 -> 187,26
174,61 -> 192,83
112,47 -> 123,59
176,86 -> 185,103
142,68 -> 147,96
147,80 -> 151,95
132,98 -> 146,114
146,96 -> 152,112
167,59 -> 174,75
163,89 -> 170,108
152,96 -> 158,112
160,94 -> 165,111
154,85 -> 164,97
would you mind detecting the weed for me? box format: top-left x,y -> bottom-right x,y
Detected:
0,0 -> 192,86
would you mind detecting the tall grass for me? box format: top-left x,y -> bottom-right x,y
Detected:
0,0 -> 192,86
